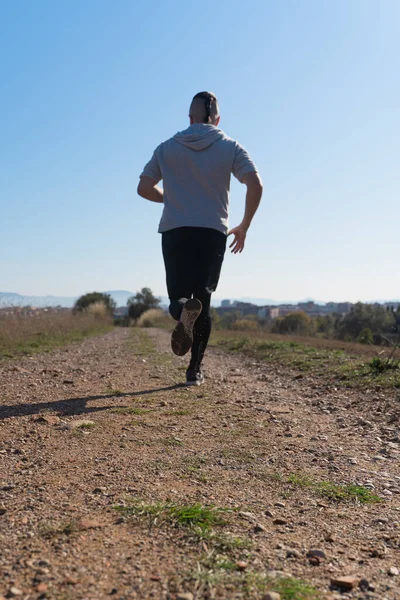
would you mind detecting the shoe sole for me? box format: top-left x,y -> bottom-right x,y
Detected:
171,298 -> 202,356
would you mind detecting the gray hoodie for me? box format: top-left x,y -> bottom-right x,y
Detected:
140,124 -> 258,235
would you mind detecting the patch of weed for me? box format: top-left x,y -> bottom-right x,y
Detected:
114,500 -> 229,534
163,436 -> 183,447
210,532 -> 253,552
285,472 -> 381,504
369,356 -> 399,374
39,520 -> 81,538
106,388 -> 124,396
166,408 -> 193,416
273,577 -> 319,600
316,481 -> 381,504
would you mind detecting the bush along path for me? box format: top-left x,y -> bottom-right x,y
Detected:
0,327 -> 399,600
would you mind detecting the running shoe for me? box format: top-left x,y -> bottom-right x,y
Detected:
171,298 -> 202,356
186,365 -> 205,386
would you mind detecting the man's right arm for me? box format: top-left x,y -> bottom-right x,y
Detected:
137,176 -> 164,203
138,148 -> 164,203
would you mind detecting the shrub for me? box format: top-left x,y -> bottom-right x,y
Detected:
232,319 -> 258,331
369,356 -> 399,374
271,312 -> 314,335
337,303 -> 396,343
137,309 -> 172,328
73,292 -> 116,315
87,301 -> 109,319
357,327 -> 373,344
127,288 -> 160,322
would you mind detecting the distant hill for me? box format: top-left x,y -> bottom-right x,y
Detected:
0,290 -> 137,309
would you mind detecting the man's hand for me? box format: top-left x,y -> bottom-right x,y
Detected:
228,224 -> 247,254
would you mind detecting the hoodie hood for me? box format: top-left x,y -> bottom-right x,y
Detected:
173,123 -> 225,151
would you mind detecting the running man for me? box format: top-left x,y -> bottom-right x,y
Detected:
138,91 -> 263,385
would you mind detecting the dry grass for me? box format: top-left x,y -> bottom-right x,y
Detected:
213,328 -> 389,359
0,311 -> 112,359
86,301 -> 109,318
211,330 -> 400,389
137,308 -> 173,329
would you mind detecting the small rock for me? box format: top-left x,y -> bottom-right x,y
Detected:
388,566 -> 399,576
38,559 -> 51,567
273,518 -> 287,525
373,517 -> 388,524
33,415 -> 61,425
176,594 -> 193,600
308,556 -> 320,566
92,487 -> 107,494
265,510 -> 274,518
286,549 -> 300,559
0,508 -> 7,516
254,523 -> 266,533
62,379 -> 75,384
239,511 -> 256,520
274,502 -> 285,508
307,549 -> 327,560
263,593 -> 281,600
236,561 -> 248,571
160,400 -> 168,407
36,583 -> 48,593
358,579 -> 371,592
370,546 -> 386,558
267,570 -> 292,579
330,576 -> 359,591
9,589 -> 23,597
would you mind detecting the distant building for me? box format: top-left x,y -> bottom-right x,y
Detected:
277,304 -> 299,317
216,301 -> 259,317
221,299 -> 231,307
268,307 -> 280,320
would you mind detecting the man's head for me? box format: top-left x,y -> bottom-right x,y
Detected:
189,91 -> 220,126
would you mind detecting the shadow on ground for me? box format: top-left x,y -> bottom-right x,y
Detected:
0,384 -> 184,420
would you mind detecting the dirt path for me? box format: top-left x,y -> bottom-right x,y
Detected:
0,328 -> 399,600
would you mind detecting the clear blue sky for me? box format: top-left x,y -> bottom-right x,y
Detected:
1,0 -> 399,303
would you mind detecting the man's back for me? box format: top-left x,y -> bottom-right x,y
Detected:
141,123 -> 258,234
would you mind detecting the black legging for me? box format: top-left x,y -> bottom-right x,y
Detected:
162,227 -> 227,367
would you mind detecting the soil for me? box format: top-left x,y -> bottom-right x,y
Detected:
0,327 -> 399,600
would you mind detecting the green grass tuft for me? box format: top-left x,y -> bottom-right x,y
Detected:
285,472 -> 381,504
316,481 -> 381,504
114,500 -> 228,533
272,577 -> 320,600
